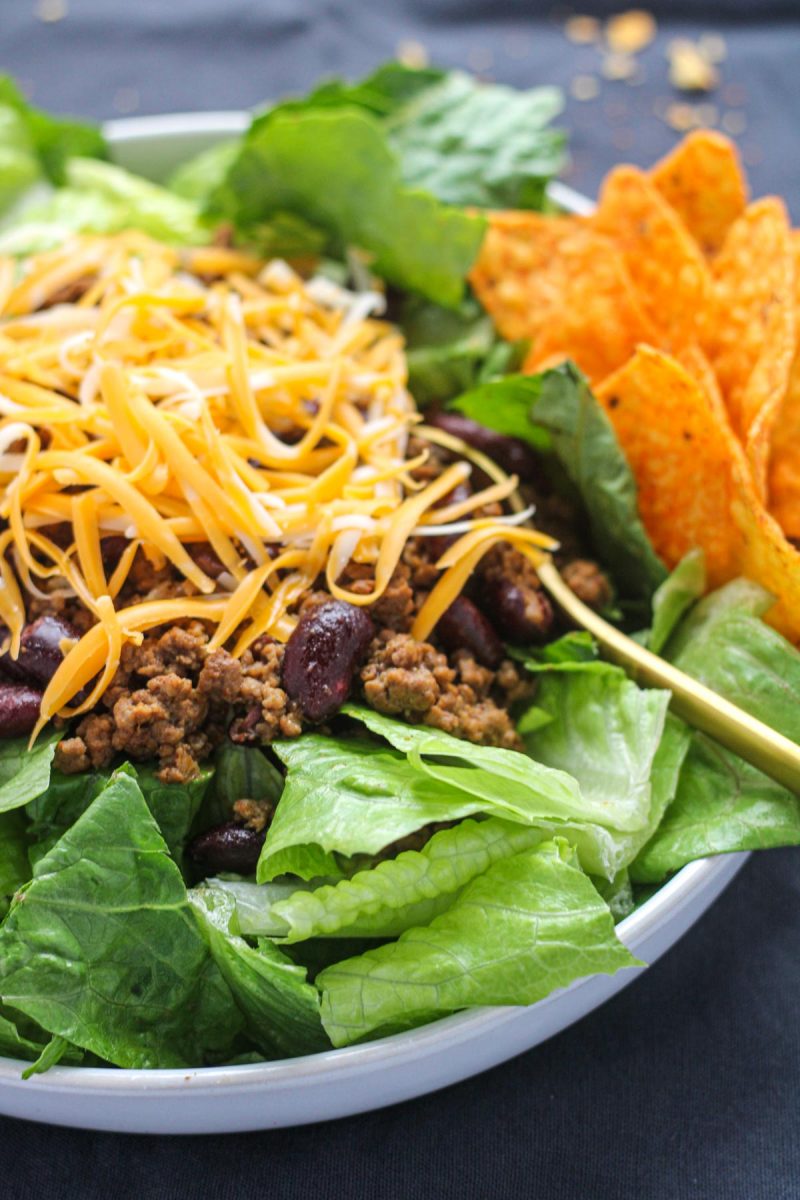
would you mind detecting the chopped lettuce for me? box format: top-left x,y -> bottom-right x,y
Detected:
258,726 -> 578,882
400,294 -> 526,409
318,840 -> 640,1047
0,811 -> 29,921
257,63 -> 565,210
0,75 -> 106,217
647,549 -> 706,655
0,770 -> 243,1068
348,701 -> 665,836
451,365 -> 668,599
0,732 -> 59,815
632,734 -> 800,882
0,157 -> 209,255
386,72 -> 565,209
26,761 -> 212,870
208,108 -> 484,308
240,818 -> 546,943
666,579 -> 800,743
189,886 -> 329,1057
520,675 -> 687,877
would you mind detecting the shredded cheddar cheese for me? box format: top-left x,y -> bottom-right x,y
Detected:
0,230 -> 555,727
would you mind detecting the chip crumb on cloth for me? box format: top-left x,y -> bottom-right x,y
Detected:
470,130 -> 800,641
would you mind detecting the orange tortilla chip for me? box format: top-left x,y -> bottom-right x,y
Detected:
469,212 -> 588,343
471,211 -> 656,385
768,233 -> 800,537
675,343 -> 724,408
595,346 -> 739,586
732,453 -> 800,643
593,166 -> 712,348
650,131 -> 748,257
520,229 -> 656,384
702,197 -> 795,488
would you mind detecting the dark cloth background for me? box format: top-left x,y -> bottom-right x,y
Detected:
1,3 -> 800,1196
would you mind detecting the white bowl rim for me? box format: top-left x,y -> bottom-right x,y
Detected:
0,110 -> 734,1095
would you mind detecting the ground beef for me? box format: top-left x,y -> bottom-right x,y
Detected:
561,558 -> 613,611
54,624 -> 300,782
360,631 -> 521,750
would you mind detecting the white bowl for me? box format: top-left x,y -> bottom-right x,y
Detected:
0,113 -> 748,1134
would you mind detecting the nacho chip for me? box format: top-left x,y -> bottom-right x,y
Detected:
650,131 -> 748,257
675,342 -> 723,408
472,211 -> 656,384
519,228 -> 656,384
595,345 -> 739,586
703,197 -> 795,487
768,233 -> 800,537
469,212 -> 587,342
732,452 -> 800,643
593,166 -> 712,347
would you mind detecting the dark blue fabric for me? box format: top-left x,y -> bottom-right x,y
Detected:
0,5 -> 799,1195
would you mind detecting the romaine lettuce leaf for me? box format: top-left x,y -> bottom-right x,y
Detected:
0,1007 -> 49,1063
0,76 -> 106,187
317,839 -> 640,1047
0,769 -> 243,1068
26,761 -> 211,869
451,364 -> 667,599
0,732 -> 58,814
0,811 -> 29,921
400,294 -> 526,409
208,108 -> 484,308
348,700 -> 665,835
647,549 -> 706,655
189,886 -> 329,1057
258,729 -> 565,882
385,70 -> 565,209
252,63 -> 565,211
632,734 -> 800,882
665,579 -> 800,742
523,669 -> 670,830
0,157 -> 208,255
254,818 -> 546,943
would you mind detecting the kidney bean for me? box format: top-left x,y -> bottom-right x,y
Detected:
480,576 -> 554,645
0,683 -> 43,737
187,821 -> 266,876
282,600 -> 374,722
0,615 -> 80,688
427,411 -> 541,481
436,595 -> 504,668
100,536 -> 129,571
187,541 -> 227,580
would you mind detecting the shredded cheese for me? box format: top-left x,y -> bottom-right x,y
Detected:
0,230 -> 552,722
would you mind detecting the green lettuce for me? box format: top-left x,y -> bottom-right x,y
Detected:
0,75 -> 106,217
259,63 -> 565,210
0,732 -> 58,815
385,70 -> 565,209
451,364 -> 667,599
0,811 -> 29,920
189,887 -> 329,1057
0,157 -> 208,255
258,726 -> 575,882
26,762 -> 212,869
666,579 -> 800,742
348,701 -> 664,835
0,770 -> 243,1068
239,818 -> 546,943
318,840 -> 639,1047
632,734 -> 800,882
647,549 -> 706,655
400,294 -> 526,409
208,108 -> 483,308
